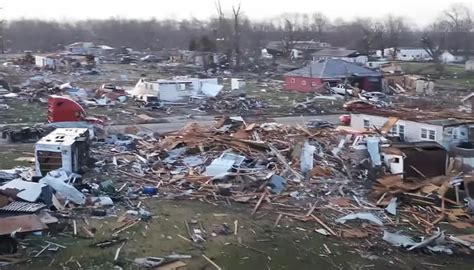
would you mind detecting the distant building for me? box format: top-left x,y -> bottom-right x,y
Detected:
312,48 -> 368,65
65,42 -> 115,56
130,77 -> 222,102
384,47 -> 432,61
440,51 -> 472,63
466,59 -> 474,72
34,54 -> 63,70
283,59 -> 382,92
265,40 -> 331,59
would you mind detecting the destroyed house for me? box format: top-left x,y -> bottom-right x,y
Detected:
311,48 -> 368,65
284,59 -> 382,92
351,112 -> 474,149
130,78 -> 222,102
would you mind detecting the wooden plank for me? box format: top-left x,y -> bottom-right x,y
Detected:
310,214 -> 336,236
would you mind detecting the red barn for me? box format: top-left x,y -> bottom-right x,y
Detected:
284,59 -> 382,93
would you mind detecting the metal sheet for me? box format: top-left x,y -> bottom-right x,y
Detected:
0,201 -> 47,213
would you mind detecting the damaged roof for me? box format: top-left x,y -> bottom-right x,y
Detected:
285,59 -> 381,79
353,110 -> 474,126
311,48 -> 361,57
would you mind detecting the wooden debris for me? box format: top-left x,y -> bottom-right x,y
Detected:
251,191 -> 267,216
311,214 -> 336,236
202,254 -> 222,270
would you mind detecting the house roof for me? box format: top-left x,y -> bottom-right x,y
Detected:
66,42 -> 94,48
390,141 -> 446,150
311,48 -> 360,57
284,59 -> 381,79
352,110 -> 474,127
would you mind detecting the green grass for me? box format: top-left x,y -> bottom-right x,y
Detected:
0,144 -> 35,169
400,62 -> 474,89
1,99 -> 46,124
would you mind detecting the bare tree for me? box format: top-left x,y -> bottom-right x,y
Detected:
441,3 -> 473,56
283,18 -> 296,57
311,12 -> 328,39
384,15 -> 407,60
232,3 -> 242,68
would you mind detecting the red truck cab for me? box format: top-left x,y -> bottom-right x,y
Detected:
47,95 -> 105,125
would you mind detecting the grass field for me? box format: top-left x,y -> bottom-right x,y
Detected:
400,62 -> 474,89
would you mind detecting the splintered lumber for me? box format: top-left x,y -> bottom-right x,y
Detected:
117,170 -> 160,184
269,145 -> 304,181
305,203 -> 317,217
202,254 -> 222,270
273,214 -> 283,228
252,191 -> 267,216
311,214 -> 336,236
113,220 -> 140,235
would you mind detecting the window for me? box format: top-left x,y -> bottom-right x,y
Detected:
429,130 -> 435,140
290,78 -> 296,84
390,125 -> 397,135
421,128 -> 427,139
421,128 -> 436,140
363,119 -> 370,129
398,125 -> 405,140
301,80 -> 307,86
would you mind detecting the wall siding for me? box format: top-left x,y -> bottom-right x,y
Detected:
350,113 -> 444,144
284,76 -> 323,92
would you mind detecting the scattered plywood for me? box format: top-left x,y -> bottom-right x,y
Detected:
0,214 -> 47,236
341,228 -> 369,238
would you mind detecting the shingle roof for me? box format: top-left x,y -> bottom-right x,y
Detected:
284,59 -> 381,79
311,48 -> 360,57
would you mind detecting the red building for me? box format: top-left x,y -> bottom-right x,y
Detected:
284,59 -> 382,93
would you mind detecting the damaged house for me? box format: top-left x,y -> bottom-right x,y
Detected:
130,77 -> 223,102
311,48 -> 368,65
351,111 -> 474,149
381,141 -> 448,178
352,111 -> 474,172
284,59 -> 382,92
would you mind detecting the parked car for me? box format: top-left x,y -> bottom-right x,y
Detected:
343,100 -> 377,111
361,91 -> 387,101
306,119 -> 334,129
330,84 -> 353,96
140,55 -> 162,63
339,114 -> 351,126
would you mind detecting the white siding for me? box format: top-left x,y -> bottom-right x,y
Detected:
350,113 -> 444,144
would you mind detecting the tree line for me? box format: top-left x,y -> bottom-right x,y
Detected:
2,2 -> 473,62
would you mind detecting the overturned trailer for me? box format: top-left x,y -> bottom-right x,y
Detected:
35,128 -> 90,176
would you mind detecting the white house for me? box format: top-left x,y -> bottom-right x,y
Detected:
312,48 -> 368,65
466,59 -> 474,71
34,55 -> 62,69
130,77 -> 222,102
384,47 -> 432,61
65,42 -> 115,56
65,42 -> 95,54
350,112 -> 474,149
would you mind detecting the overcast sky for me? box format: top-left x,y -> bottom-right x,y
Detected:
1,0 -> 472,27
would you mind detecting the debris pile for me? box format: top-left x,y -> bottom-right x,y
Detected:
90,117 -> 474,256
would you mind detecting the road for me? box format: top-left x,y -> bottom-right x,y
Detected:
108,114 -> 341,133
0,114 -> 341,145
